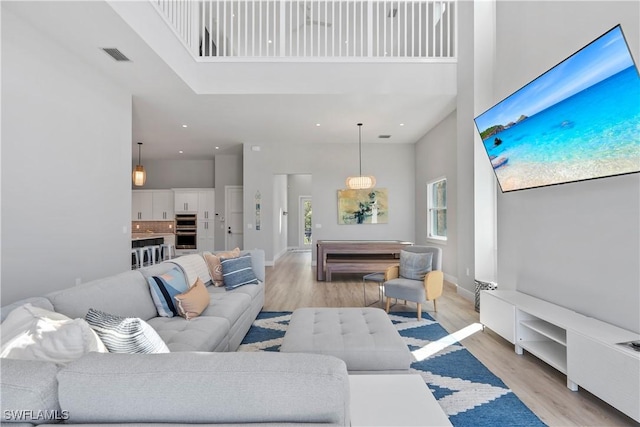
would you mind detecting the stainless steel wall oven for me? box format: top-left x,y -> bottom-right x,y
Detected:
175,214 -> 197,249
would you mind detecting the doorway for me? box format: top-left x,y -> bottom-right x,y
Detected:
299,196 -> 312,248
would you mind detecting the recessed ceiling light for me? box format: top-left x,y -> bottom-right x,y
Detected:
179,150 -> 184,154
316,123 -> 321,127
215,146 -> 220,150
399,123 -> 405,126
182,124 -> 188,128
268,40 -> 272,44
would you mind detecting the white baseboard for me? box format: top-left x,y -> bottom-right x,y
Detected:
444,273 -> 458,286
457,285 -> 475,302
445,273 -> 474,302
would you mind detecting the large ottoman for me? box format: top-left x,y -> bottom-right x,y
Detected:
280,307 -> 413,372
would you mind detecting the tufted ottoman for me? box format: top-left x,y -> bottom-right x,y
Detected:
280,307 -> 413,372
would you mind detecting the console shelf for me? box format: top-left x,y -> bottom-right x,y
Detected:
480,290 -> 640,423
518,339 -> 567,374
520,319 -> 566,345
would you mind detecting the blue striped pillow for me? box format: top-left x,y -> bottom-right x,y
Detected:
220,254 -> 260,290
85,309 -> 169,354
147,267 -> 189,317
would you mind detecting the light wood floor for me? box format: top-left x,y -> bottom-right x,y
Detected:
264,250 -> 638,427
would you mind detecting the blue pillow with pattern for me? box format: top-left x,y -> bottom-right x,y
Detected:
220,254 -> 260,290
147,267 -> 189,317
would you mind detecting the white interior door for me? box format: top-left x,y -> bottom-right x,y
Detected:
225,186 -> 243,250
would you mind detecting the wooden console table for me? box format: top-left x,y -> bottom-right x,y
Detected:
316,240 -> 413,281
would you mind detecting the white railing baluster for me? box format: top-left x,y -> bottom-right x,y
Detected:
152,0 -> 457,61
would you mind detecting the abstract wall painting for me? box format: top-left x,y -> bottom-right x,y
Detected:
338,188 -> 388,225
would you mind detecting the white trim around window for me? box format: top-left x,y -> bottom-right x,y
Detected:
427,176 -> 447,243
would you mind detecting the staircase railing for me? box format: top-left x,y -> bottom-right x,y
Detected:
152,0 -> 456,61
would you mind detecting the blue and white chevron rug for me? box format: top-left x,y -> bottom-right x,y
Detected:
239,311 -> 546,427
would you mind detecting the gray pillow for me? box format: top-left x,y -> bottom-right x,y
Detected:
85,309 -> 169,354
399,251 -> 433,280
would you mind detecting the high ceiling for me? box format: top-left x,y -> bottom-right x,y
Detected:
4,1 -> 457,160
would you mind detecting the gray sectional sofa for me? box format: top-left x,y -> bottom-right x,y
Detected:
0,250 -> 351,426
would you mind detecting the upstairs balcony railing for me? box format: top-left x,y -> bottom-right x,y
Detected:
152,0 -> 456,61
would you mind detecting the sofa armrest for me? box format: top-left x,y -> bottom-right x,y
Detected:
1,359 -> 61,425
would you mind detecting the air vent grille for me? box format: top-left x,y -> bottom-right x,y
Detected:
378,135 -> 391,139
102,48 -> 130,62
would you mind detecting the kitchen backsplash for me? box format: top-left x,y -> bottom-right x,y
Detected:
132,221 -> 175,234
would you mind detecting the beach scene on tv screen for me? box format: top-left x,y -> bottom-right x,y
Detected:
475,26 -> 640,192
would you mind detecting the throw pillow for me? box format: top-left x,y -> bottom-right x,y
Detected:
399,250 -> 433,281
1,303 -> 108,363
220,254 -> 260,290
85,308 -> 169,354
203,248 -> 241,286
174,278 -> 210,320
147,267 -> 189,317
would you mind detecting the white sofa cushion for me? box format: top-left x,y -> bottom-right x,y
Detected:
57,352 -> 350,425
47,270 -> 158,321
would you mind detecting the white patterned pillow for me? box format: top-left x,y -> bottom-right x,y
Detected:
85,309 -> 169,354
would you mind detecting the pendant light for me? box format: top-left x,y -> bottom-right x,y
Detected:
132,142 -> 146,186
345,123 -> 376,190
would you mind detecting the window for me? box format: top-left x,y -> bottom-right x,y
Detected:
427,177 -> 447,241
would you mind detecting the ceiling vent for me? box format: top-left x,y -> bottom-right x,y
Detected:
102,48 -> 130,62
378,135 -> 392,139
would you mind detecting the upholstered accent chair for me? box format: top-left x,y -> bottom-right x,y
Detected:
383,246 -> 443,320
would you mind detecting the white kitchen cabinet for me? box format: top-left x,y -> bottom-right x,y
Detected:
197,220 -> 215,252
198,190 -> 215,221
197,190 -> 215,252
152,190 -> 174,220
132,191 -> 153,220
174,190 -> 199,213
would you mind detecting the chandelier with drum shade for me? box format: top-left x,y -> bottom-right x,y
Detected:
345,123 -> 376,190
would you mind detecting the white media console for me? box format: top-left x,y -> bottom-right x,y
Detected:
480,290 -> 640,422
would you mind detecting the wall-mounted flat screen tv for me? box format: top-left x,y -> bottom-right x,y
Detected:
474,24 -> 640,193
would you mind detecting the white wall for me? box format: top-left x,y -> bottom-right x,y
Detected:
455,0 -> 477,296
132,159 -> 214,189
473,0 -> 498,283
243,142 -> 416,263
1,8 -> 132,304
495,1 -> 640,333
415,111 -> 458,283
272,174 -> 288,261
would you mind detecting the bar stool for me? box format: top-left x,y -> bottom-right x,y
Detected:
136,247 -> 151,267
363,272 -> 386,308
160,243 -> 175,261
131,248 -> 140,270
147,245 -> 162,265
